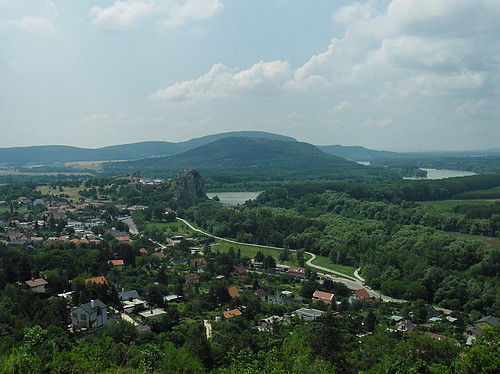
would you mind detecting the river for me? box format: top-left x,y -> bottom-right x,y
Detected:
206,191 -> 262,205
405,168 -> 477,180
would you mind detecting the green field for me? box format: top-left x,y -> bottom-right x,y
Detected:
213,240 -> 283,261
306,255 -> 357,278
37,185 -> 86,203
446,232 -> 500,251
420,199 -> 497,211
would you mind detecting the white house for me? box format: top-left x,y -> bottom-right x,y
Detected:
71,299 -> 108,331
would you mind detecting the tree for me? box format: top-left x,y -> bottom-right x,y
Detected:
254,251 -> 264,263
263,255 -> 276,269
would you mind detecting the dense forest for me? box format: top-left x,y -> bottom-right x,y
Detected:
186,176 -> 500,315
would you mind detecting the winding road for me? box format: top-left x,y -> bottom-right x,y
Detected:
176,217 -> 451,312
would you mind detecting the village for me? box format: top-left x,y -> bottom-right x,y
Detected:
1,191 -> 498,353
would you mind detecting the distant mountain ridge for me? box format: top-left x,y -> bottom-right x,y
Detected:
0,131 -> 296,164
104,137 -> 364,178
318,145 -> 398,160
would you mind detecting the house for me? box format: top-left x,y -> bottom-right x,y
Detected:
190,257 -> 207,268
215,275 -> 225,281
153,252 -> 166,260
287,266 -> 306,278
475,315 -> 500,330
228,286 -> 240,298
312,290 -> 334,305
163,294 -> 182,303
71,299 -> 108,331
119,290 -> 147,313
25,278 -> 48,293
138,308 -> 167,321
348,288 -> 371,303
255,288 -> 267,301
85,276 -> 108,285
185,273 -> 201,285
223,308 -> 242,320
139,248 -> 148,257
294,308 -> 324,321
258,315 -> 283,331
396,319 -> 414,333
464,326 -> 483,345
109,259 -> 124,269
233,266 -> 247,276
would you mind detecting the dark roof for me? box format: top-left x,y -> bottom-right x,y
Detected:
233,266 -> 247,275
475,315 -> 500,327
78,299 -> 107,314
255,288 -> 267,297
119,290 -> 140,301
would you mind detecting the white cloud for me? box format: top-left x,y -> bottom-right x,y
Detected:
89,0 -> 154,30
161,0 -> 223,27
397,71 -> 486,97
455,99 -> 488,116
331,101 -> 351,114
0,16 -> 56,35
89,0 -> 223,30
151,60 -> 292,104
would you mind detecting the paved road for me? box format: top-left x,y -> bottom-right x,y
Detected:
176,218 -> 454,313
121,216 -> 139,235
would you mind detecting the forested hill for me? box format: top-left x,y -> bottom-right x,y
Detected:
318,145 -> 399,160
0,131 -> 296,164
104,137 -> 366,178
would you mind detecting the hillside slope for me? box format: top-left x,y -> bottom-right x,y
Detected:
0,131 -> 296,164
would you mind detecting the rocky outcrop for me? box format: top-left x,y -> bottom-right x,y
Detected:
170,169 -> 207,206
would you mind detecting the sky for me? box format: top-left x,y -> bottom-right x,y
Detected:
1,0 -> 499,151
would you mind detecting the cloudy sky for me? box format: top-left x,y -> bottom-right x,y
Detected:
1,0 -> 499,151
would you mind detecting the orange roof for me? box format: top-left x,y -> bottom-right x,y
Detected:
110,259 -> 124,266
116,236 -> 131,242
228,286 -> 240,298
223,309 -> 242,319
353,288 -> 370,300
153,252 -> 166,259
313,290 -> 334,301
85,276 -> 107,285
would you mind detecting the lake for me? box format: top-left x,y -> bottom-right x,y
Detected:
206,191 -> 262,205
405,168 -> 477,180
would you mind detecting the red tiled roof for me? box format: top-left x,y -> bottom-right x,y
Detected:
223,308 -> 242,319
110,259 -> 124,266
85,276 -> 108,285
313,290 -> 334,301
353,288 -> 370,300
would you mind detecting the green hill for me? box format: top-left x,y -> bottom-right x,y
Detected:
104,137 -> 368,180
0,131 -> 296,164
